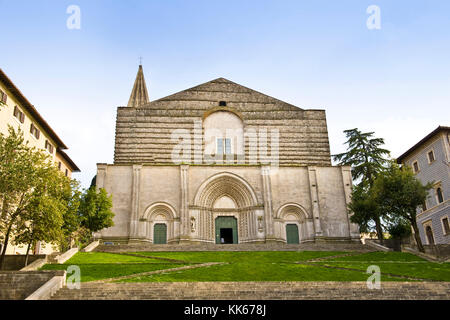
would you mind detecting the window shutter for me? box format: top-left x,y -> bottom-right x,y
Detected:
36,129 -> 40,139
1,91 -> 7,103
20,112 -> 25,123
14,106 -> 18,117
30,123 -> 34,133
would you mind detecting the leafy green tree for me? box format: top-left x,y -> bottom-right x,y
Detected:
58,180 -> 82,251
333,128 -> 390,240
347,184 -> 386,238
0,126 -> 74,268
373,162 -> 432,252
78,187 -> 114,239
387,219 -> 412,240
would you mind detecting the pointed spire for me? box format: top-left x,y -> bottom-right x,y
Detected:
127,65 -> 149,108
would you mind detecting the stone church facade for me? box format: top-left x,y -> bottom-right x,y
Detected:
96,65 -> 360,245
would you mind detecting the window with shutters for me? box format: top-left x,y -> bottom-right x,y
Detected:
65,169 -> 68,177
0,89 -> 7,104
13,106 -> 25,124
30,123 -> 40,139
45,140 -> 54,154
58,162 -> 62,170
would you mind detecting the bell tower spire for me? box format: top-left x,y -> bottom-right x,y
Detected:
127,64 -> 149,108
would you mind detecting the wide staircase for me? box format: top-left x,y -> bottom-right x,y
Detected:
96,242 -> 375,253
51,281 -> 450,300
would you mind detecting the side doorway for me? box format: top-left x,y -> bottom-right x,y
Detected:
153,223 -> 167,244
286,224 -> 300,244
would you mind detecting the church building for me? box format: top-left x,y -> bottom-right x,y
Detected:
95,65 -> 360,245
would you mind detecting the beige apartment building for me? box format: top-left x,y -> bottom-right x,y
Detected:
0,68 -> 80,254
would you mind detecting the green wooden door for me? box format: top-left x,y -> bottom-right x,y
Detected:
286,224 -> 299,244
153,223 -> 167,244
215,217 -> 238,244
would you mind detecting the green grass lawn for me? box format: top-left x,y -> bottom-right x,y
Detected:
40,251 -> 450,283
311,252 -> 450,281
40,252 -> 187,282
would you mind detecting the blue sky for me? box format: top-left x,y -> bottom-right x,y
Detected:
1,0 -> 449,188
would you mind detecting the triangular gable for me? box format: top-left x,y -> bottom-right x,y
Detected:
141,77 -> 302,111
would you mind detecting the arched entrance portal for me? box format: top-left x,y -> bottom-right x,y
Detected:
276,203 -> 313,244
192,172 -> 260,244
215,217 -> 238,244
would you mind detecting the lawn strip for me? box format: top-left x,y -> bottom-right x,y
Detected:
118,252 -> 193,264
299,261 -> 434,282
100,262 -> 227,283
41,263 -> 186,282
305,252 -> 362,262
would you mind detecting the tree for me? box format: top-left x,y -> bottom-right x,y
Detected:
347,184 -> 386,237
333,128 -> 390,186
333,128 -> 390,240
58,180 -> 82,252
0,126 -> 74,268
387,219 -> 412,240
78,187 -> 114,238
373,162 -> 432,252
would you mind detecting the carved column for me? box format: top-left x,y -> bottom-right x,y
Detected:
180,165 -> 190,242
261,165 -> 276,242
129,164 -> 142,240
307,167 -> 323,238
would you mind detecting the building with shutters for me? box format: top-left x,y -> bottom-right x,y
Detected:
95,65 -> 360,245
0,68 -> 80,254
397,126 -> 450,245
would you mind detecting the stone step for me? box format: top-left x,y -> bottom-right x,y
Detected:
50,282 -> 450,300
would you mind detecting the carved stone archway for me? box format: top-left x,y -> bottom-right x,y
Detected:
142,202 -> 177,244
191,172 -> 261,243
275,203 -> 314,243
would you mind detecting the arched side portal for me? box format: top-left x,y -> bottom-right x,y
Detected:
143,203 -> 176,244
276,203 -> 314,243
192,172 -> 261,243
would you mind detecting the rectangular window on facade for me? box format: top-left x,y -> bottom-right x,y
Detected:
428,150 -> 435,163
30,123 -> 40,139
45,140 -> 54,154
442,217 -> 450,235
65,169 -> 68,177
58,162 -> 62,170
436,187 -> 444,204
412,161 -> 419,173
0,89 -> 7,104
217,138 -> 232,155
13,106 -> 25,123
